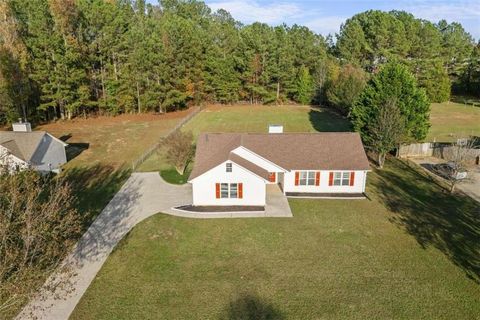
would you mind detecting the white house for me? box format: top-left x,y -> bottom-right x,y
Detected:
188,130 -> 371,208
0,122 -> 68,173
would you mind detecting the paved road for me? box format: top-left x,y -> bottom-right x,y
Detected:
17,173 -> 191,320
17,174 -> 292,320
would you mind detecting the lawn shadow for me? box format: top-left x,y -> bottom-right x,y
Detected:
59,134 -> 90,161
308,107 -> 351,132
220,293 -> 284,320
68,171 -> 140,266
66,143 -> 90,161
370,159 -> 480,283
62,164 -> 131,231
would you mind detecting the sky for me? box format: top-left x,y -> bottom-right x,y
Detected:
165,0 -> 480,40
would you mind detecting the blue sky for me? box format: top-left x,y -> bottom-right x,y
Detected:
149,0 -> 480,40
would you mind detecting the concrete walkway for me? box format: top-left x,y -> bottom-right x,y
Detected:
265,184 -> 293,217
17,174 -> 292,320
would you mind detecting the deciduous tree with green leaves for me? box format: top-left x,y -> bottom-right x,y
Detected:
350,62 -> 430,167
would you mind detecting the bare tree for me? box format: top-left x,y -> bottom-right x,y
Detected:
443,137 -> 478,193
165,130 -> 194,175
0,168 -> 81,317
369,99 -> 405,168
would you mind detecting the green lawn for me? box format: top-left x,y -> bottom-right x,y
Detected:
71,159 -> 480,319
160,166 -> 192,185
183,104 -> 351,136
428,101 -> 480,142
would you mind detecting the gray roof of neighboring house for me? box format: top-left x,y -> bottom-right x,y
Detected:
189,132 -> 371,181
0,131 -> 66,163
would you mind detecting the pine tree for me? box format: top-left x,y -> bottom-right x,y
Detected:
295,66 -> 314,105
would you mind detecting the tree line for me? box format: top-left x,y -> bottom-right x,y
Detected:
0,0 -> 478,124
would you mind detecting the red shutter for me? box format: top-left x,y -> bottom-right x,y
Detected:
328,172 -> 334,186
269,172 -> 276,183
350,172 -> 355,186
238,183 -> 243,199
315,172 -> 320,186
295,172 -> 299,186
215,183 -> 220,198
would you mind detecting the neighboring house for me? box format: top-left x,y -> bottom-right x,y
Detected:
188,128 -> 371,207
0,122 -> 68,173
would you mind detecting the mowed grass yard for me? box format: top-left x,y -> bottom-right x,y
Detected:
72,104 -> 480,319
428,101 -> 480,142
71,159 -> 480,319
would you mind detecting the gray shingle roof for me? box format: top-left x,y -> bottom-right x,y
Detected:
0,131 -> 47,162
189,132 -> 371,180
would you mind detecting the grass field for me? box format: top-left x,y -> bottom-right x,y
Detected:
71,159 -> 480,319
38,110 -> 193,168
428,101 -> 480,142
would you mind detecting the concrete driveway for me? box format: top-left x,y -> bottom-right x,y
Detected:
17,172 -> 191,320
410,157 -> 480,202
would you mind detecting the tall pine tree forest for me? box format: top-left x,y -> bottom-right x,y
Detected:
0,0 -> 478,124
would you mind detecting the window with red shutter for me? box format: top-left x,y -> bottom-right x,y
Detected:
315,172 -> 320,186
328,172 -> 334,186
349,172 -> 355,186
238,183 -> 243,198
294,172 -> 299,186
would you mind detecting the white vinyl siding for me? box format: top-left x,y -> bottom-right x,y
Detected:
283,170 -> 368,194
191,161 -> 266,206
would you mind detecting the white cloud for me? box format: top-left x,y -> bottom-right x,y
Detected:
304,16 -> 348,36
404,1 -> 480,21
206,0 -> 480,39
397,1 -> 480,39
207,0 -> 303,24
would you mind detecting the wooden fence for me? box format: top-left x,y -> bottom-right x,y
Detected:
131,107 -> 201,171
398,142 -> 434,157
399,141 -> 480,165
